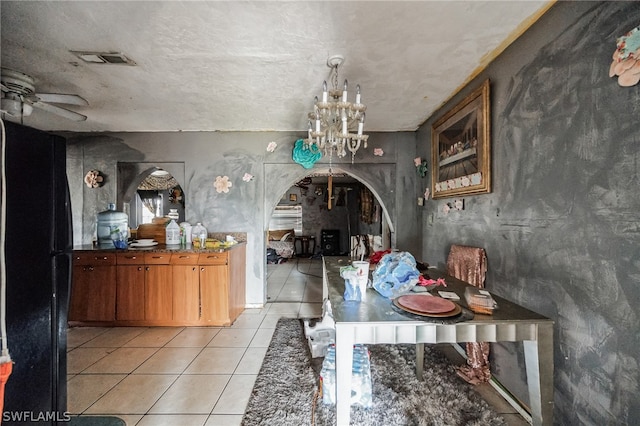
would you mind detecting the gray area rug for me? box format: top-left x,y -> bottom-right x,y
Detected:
242,318 -> 506,426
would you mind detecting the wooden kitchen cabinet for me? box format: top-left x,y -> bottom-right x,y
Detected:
144,253 -> 172,320
171,253 -> 200,322
115,252 -> 145,320
69,243 -> 246,326
199,263 -> 228,325
69,252 -> 116,322
199,246 -> 246,326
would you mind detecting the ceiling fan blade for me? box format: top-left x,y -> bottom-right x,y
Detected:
30,100 -> 87,121
34,93 -> 88,106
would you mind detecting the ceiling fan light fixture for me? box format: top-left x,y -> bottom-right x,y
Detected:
1,97 -> 21,116
22,102 -> 33,116
71,51 -> 136,66
0,97 -> 32,117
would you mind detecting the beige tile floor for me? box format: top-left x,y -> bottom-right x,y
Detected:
67,258 -> 528,425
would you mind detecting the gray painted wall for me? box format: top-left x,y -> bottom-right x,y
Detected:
67,131 -> 417,306
418,2 -> 639,424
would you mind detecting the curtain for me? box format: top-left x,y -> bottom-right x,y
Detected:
141,198 -> 156,215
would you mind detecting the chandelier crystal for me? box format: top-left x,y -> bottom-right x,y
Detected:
303,55 -> 368,163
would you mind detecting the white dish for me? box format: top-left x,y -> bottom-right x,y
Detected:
130,241 -> 158,248
135,239 -> 155,244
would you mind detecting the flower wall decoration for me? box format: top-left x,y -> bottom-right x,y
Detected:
84,170 -> 104,188
292,139 -> 321,169
214,175 -> 233,193
414,157 -> 428,178
373,148 -> 384,156
266,141 -> 278,152
242,173 -> 254,182
610,25 -> 640,87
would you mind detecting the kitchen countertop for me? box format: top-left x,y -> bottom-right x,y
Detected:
73,241 -> 245,254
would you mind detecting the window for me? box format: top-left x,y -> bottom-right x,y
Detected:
137,191 -> 163,224
269,205 -> 302,235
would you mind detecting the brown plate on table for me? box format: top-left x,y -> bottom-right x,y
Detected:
394,294 -> 462,318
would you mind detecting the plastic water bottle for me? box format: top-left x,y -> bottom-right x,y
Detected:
165,219 -> 180,246
321,345 -> 337,404
191,222 -> 207,249
320,344 -> 372,408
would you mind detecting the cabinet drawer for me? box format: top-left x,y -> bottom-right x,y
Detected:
144,253 -> 171,264
116,252 -> 145,265
198,252 -> 228,265
73,252 -> 116,266
171,253 -> 199,265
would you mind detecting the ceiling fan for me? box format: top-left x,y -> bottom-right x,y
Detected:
0,68 -> 88,122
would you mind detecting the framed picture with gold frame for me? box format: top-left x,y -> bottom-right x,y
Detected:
431,80 -> 491,199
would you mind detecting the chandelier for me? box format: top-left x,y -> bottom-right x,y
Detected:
303,55 -> 368,163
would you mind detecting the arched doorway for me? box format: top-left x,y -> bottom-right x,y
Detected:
267,171 -> 392,259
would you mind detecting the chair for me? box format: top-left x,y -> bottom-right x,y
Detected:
446,244 -> 491,384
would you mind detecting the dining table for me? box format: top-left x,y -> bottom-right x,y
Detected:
322,256 -> 554,426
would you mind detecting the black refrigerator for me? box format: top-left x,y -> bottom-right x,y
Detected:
2,120 -> 71,424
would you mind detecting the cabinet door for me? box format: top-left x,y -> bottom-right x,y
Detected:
199,264 -> 230,325
172,265 -> 200,321
69,265 -> 116,321
145,265 -> 172,320
116,265 -> 145,320
69,265 -> 90,321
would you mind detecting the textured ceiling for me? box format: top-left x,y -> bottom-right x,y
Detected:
0,1 -> 550,133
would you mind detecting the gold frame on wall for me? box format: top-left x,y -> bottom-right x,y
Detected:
431,79 -> 491,199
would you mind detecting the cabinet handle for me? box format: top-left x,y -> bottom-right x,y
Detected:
126,256 -> 137,260
207,256 -> 219,259
146,267 -> 150,271
95,256 -> 108,260
200,267 -> 205,272
88,266 -> 94,271
192,267 -> 196,271
151,256 -> 163,259
138,267 -> 143,271
179,255 -> 190,259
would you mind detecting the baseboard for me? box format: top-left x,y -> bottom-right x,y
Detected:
450,343 -> 533,424
245,303 -> 265,309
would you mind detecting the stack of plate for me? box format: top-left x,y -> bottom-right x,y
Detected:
129,239 -> 158,248
393,294 -> 461,317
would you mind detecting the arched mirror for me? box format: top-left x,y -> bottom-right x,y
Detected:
135,170 -> 185,224
117,162 -> 185,230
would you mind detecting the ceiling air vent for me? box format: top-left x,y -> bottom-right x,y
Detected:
71,51 -> 136,65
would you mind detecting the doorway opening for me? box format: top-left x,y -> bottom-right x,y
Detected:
266,171 -> 392,264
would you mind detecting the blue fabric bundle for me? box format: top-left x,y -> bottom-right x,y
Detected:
372,251 -> 420,298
